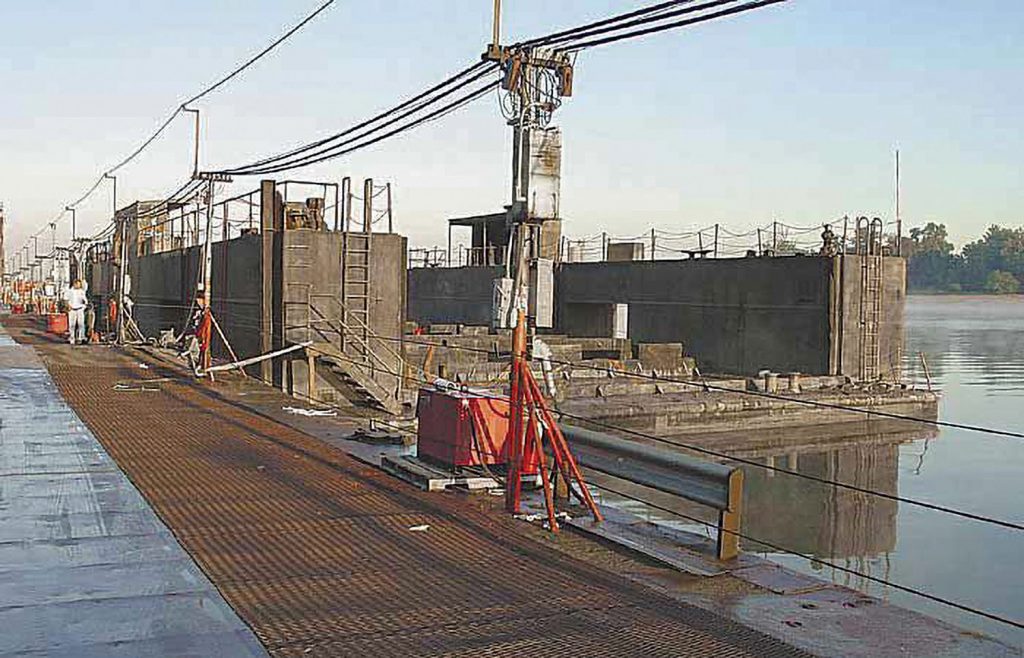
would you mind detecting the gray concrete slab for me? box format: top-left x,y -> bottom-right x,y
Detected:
0,325 -> 266,657
0,595 -> 266,657
0,534 -> 185,572
0,344 -> 44,369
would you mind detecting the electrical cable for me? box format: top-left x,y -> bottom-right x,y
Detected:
559,0 -> 789,52
12,0 -> 337,261
535,0 -> 746,50
394,335 -> 1024,442
224,77 -> 501,175
221,63 -> 499,175
180,0 -> 337,108
591,480 -> 1024,630
520,0 -> 705,48
552,403 -> 1024,532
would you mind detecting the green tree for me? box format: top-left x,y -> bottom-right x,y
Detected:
906,222 -> 959,291
907,222 -> 954,256
984,270 -> 1020,294
961,225 -> 1024,291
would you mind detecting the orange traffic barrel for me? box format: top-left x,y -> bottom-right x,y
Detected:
47,313 -> 69,336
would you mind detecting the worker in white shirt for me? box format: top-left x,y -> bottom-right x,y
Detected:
65,280 -> 88,345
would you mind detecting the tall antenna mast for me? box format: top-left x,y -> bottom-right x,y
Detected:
486,0 -> 503,61
895,148 -> 902,256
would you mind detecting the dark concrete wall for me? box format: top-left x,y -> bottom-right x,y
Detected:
281,230 -> 407,400
407,266 -> 503,326
283,231 -> 406,348
368,233 -> 408,363
558,256 -> 832,375
405,256 -> 907,378
282,230 -> 341,347
131,234 -> 264,358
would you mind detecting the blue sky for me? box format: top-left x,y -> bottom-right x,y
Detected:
1,0 -> 1021,255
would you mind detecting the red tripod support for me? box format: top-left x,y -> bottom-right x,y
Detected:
196,306 -> 213,372
501,317 -> 603,531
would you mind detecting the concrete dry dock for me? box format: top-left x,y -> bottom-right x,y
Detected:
0,316 -> 810,658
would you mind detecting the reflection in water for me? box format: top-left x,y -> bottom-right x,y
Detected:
597,296 -> 1024,647
743,439 -> 901,559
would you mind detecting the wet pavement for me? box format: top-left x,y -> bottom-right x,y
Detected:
0,325 -> 266,657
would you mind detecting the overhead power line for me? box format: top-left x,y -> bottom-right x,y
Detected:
219,62 -> 500,175
208,0 -> 788,176
524,0 -> 739,49
557,0 -> 789,52
231,61 -> 492,171
180,0 -> 337,109
13,0 -> 337,259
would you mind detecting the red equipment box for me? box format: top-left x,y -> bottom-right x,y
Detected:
416,387 -> 537,474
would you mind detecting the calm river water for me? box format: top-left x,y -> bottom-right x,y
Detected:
601,294 -> 1024,647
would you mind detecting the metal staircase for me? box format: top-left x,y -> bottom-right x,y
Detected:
304,243 -> 405,415
314,343 -> 402,414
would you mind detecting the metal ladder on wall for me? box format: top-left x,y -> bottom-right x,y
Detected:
320,226 -> 406,413
857,217 -> 884,381
341,231 -> 372,363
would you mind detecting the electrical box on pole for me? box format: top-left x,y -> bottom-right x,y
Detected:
493,45 -> 573,331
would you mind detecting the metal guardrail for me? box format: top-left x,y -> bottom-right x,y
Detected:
559,424 -> 744,561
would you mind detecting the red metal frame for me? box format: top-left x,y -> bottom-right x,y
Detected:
502,312 -> 603,530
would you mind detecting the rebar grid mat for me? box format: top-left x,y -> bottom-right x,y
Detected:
8,321 -> 808,657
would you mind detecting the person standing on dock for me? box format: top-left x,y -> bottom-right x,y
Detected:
64,279 -> 88,345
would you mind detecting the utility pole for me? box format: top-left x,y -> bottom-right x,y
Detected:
485,0 -> 502,61
484,6 -> 577,515
104,173 -> 117,218
183,107 -> 201,178
194,171 -> 231,370
65,207 -> 76,242
116,211 -> 128,343
0,202 -> 5,281
202,180 -> 215,341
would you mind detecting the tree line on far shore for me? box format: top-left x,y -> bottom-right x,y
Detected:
904,223 -> 1024,294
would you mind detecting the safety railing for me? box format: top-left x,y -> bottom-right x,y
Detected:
559,424 -> 744,561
